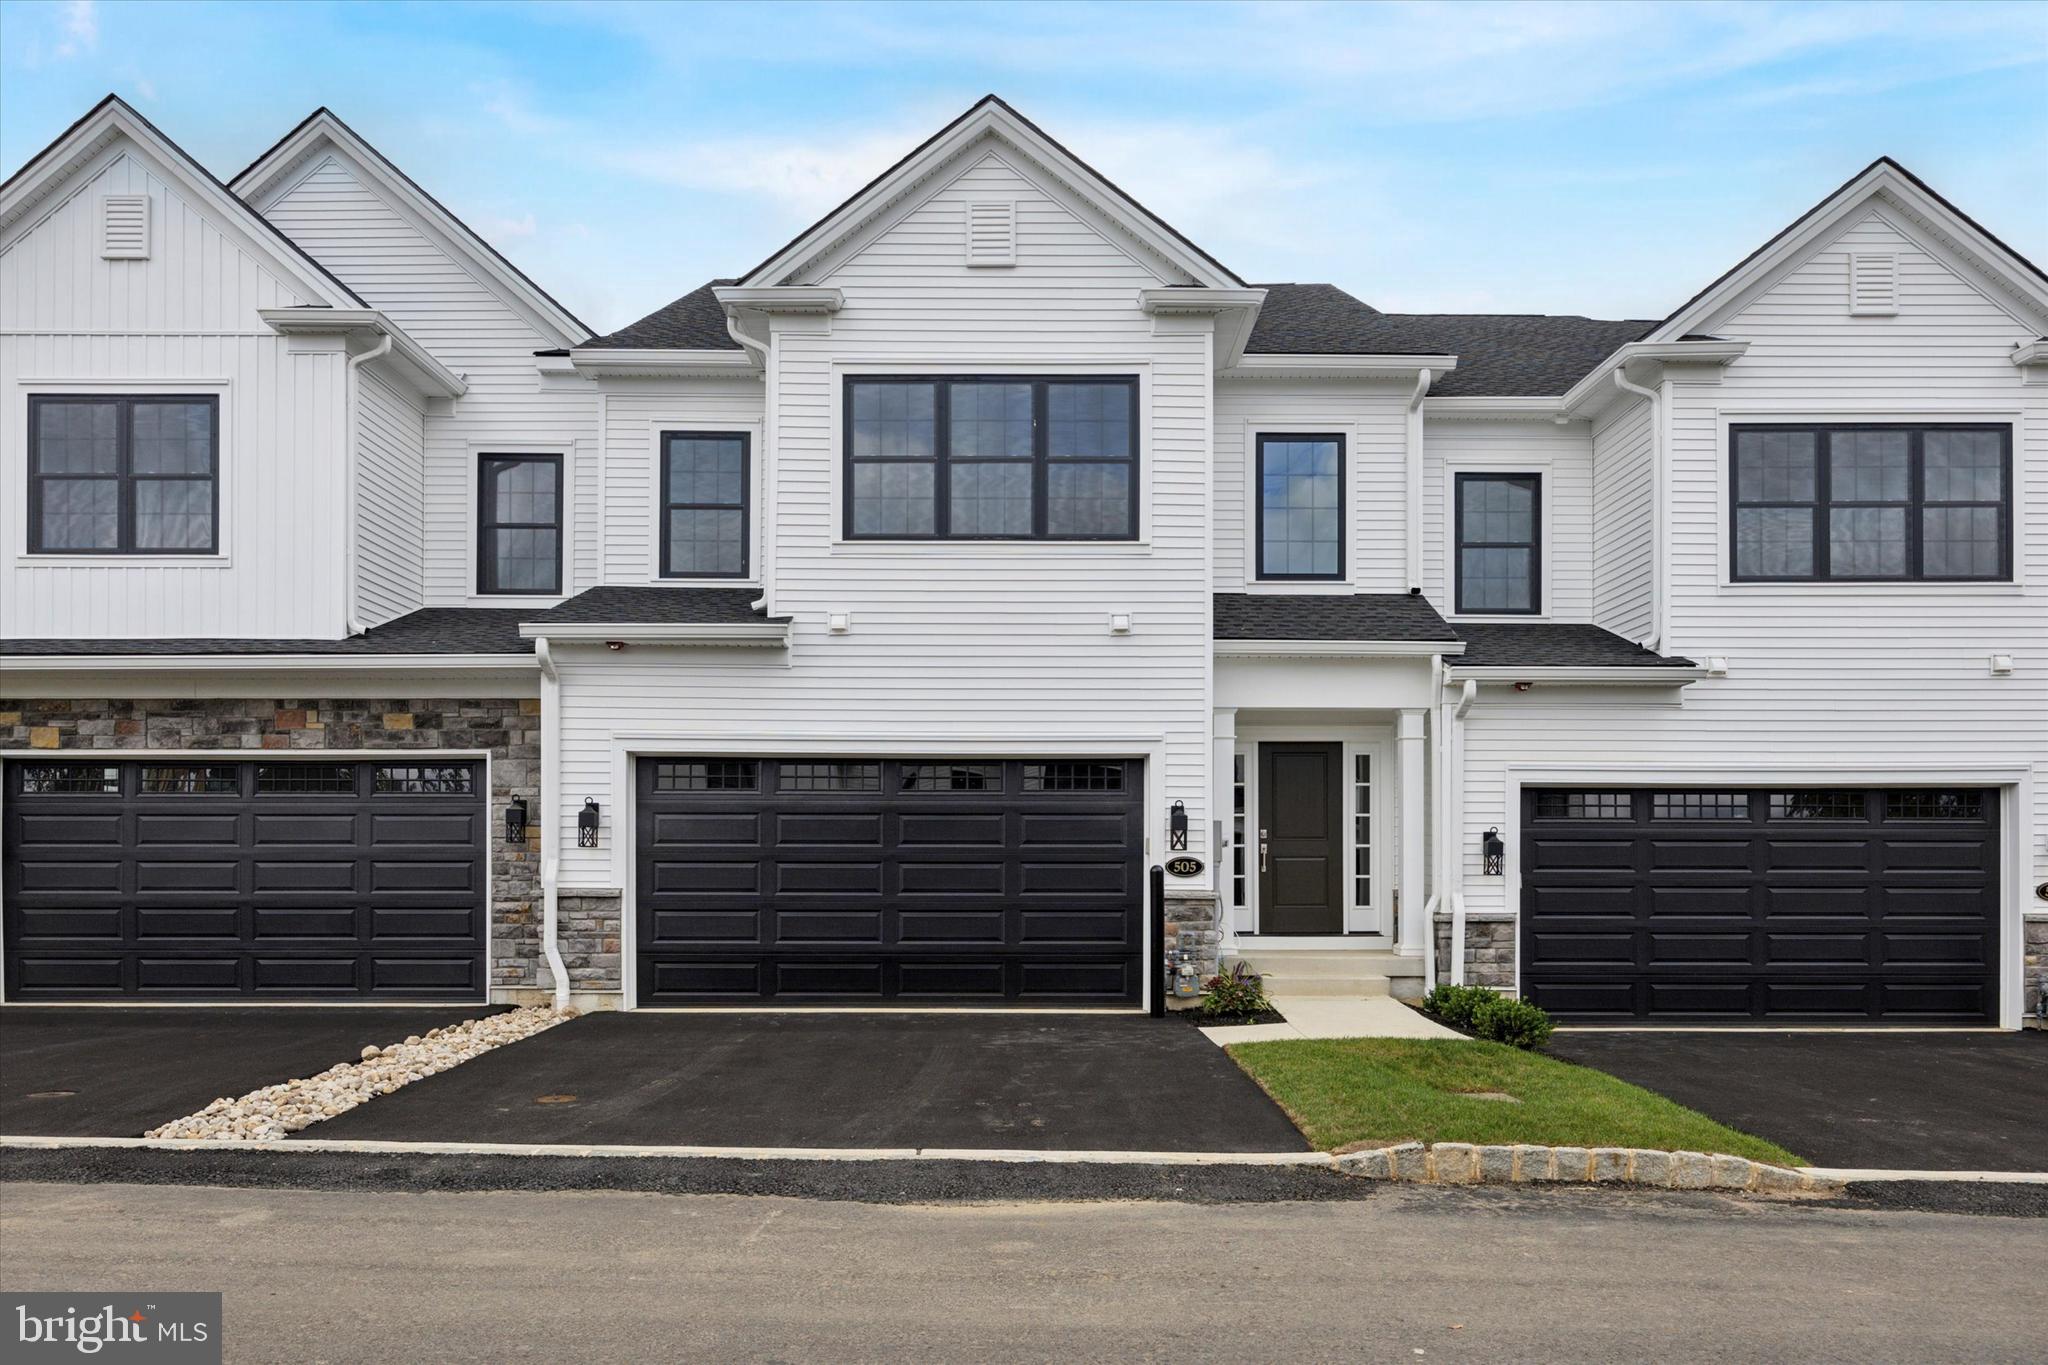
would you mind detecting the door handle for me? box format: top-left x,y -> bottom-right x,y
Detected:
1259,829 -> 1269,873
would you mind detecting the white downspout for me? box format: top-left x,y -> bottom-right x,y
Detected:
1447,678 -> 1477,985
1405,368 -> 1433,593
341,331 -> 393,637
533,636 -> 571,1011
1612,365 -> 1665,652
1421,654 -> 1446,991
723,310 -> 769,367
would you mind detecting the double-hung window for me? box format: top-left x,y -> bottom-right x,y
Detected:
844,376 -> 1138,540
1256,434 -> 1344,580
1455,472 -> 1541,614
1731,424 -> 2011,581
661,432 -> 749,578
28,395 -> 218,554
477,454 -> 562,595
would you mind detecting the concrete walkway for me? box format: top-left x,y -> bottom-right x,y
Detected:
1200,996 -> 1462,1046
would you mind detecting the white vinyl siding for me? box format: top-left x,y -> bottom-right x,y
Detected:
1590,396 -> 1655,640
353,370 -> 426,625
1425,418 -> 1593,620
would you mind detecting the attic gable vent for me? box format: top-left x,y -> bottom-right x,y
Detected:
1848,252 -> 1897,316
964,200 -> 1016,268
98,194 -> 151,260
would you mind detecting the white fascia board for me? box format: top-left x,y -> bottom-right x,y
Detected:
1425,396 -> 1571,422
567,349 -> 760,379
1214,640 -> 1466,658
1222,354 -> 1459,382
2011,340 -> 2048,367
1445,666 -> 1706,685
517,622 -> 792,647
712,286 -> 843,314
1139,288 -> 1268,368
0,653 -> 536,672
1558,339 -> 1750,416
258,307 -> 466,398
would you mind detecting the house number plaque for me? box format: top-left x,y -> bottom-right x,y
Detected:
1164,856 -> 1205,878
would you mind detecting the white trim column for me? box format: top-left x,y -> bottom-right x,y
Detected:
1396,708 -> 1428,957
1212,707 -> 1238,940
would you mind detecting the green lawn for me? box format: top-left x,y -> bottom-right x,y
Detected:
1227,1037 -> 1801,1165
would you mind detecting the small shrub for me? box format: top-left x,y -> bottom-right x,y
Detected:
1199,961 -> 1271,1019
1421,983 -> 1496,1029
1472,995 -> 1555,1050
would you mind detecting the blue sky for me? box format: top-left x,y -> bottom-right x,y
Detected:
4,0 -> 2044,333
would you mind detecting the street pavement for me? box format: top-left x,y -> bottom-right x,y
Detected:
3,1179 -> 2039,1362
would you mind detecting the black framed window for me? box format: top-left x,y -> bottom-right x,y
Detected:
1256,434 -> 1344,580
661,432 -> 749,578
845,376 -> 1138,540
1455,472 -> 1541,613
477,454 -> 561,595
28,395 -> 218,554
1731,424 -> 2011,582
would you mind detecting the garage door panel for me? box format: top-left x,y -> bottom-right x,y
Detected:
1522,786 -> 1997,1022
4,759 -> 486,1000
636,757 -> 1141,1004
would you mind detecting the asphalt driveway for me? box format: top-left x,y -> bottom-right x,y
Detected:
1549,1030 -> 2047,1171
0,1006 -> 500,1138
310,1012 -> 1310,1153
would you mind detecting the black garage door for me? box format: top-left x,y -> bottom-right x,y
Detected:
3,759 -> 488,1000
1520,787 -> 1999,1022
636,757 -> 1143,1005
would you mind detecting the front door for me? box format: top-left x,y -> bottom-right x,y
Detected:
1257,743 -> 1344,934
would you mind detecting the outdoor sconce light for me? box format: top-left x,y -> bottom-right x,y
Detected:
505,795 -> 528,845
1482,827 -> 1505,877
577,798 -> 601,849
1169,800 -> 1189,851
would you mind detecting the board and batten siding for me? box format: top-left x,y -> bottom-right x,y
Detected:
1213,379 -> 1408,592
253,152 -> 597,604
354,369 -> 427,625
554,142 -> 1215,889
0,142 -> 349,639
1453,204 -> 2048,913
1424,418 -> 1595,621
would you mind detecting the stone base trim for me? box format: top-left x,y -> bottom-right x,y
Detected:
1334,1141 -> 1839,1194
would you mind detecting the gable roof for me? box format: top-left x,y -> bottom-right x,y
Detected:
1643,156 -> 2048,345
1,93 -> 364,309
738,94 -> 1244,291
231,107 -> 591,345
583,278 -> 739,350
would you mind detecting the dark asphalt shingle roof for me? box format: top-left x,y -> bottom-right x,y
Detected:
1,607 -> 533,657
1247,284 -> 1656,396
1450,624 -> 1695,669
1213,593 -> 1457,643
581,279 -> 740,350
523,585 -> 787,625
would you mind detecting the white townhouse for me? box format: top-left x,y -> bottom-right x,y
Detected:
2,95 -> 2043,1028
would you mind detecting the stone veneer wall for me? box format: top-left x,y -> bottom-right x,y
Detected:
2028,920 -> 2047,1028
1434,917 -> 1515,990
554,891 -> 623,995
0,697 -> 549,991
1164,889 -> 1222,1008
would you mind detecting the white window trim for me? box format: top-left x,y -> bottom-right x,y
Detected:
1233,725 -> 1392,939
10,378 -> 235,566
1442,457 -> 1554,622
1709,406 -> 2027,593
1241,420 -> 1361,592
828,359 -> 1154,550
464,439 -> 577,605
642,417 -> 764,587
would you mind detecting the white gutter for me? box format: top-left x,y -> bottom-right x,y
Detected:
0,653 -> 537,672
341,333 -> 393,637
1612,366 -> 1666,652
514,621 -> 791,647
533,636 -> 571,1012
1444,666 -> 1707,685
1406,368 -> 1432,593
722,315 -> 769,368
1214,639 -> 1465,659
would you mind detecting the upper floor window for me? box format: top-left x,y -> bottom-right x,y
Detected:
844,376 -> 1137,540
1731,424 -> 2011,582
662,432 -> 749,578
477,454 -> 561,595
1256,434 -> 1344,580
1455,472 -> 1541,614
28,395 -> 218,554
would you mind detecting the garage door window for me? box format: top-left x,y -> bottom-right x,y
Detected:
1533,791 -> 1629,819
1023,761 -> 1125,792
257,763 -> 355,794
779,762 -> 882,792
139,765 -> 237,794
1769,790 -> 1866,820
653,760 -> 758,792
901,762 -> 1002,792
17,764 -> 119,794
1651,792 -> 1747,820
1887,790 -> 1985,820
373,764 -> 476,795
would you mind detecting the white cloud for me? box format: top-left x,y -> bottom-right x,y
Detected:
483,212 -> 538,240
54,0 -> 98,59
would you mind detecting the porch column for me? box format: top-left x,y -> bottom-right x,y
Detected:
1212,707 -> 1238,936
1396,708 -> 1428,957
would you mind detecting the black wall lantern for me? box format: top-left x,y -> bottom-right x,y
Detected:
1482,827 -> 1505,877
505,795 -> 528,845
577,798 -> 601,849
1168,800 -> 1188,851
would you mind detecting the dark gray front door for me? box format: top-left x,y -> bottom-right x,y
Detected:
1520,787 -> 2000,1022
2,758 -> 488,1000
635,757 -> 1143,1004
1258,743 -> 1344,935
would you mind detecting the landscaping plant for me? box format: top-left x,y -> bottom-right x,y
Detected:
1420,982 -> 1495,1029
1199,961 -> 1272,1020
1472,995 -> 1556,1050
